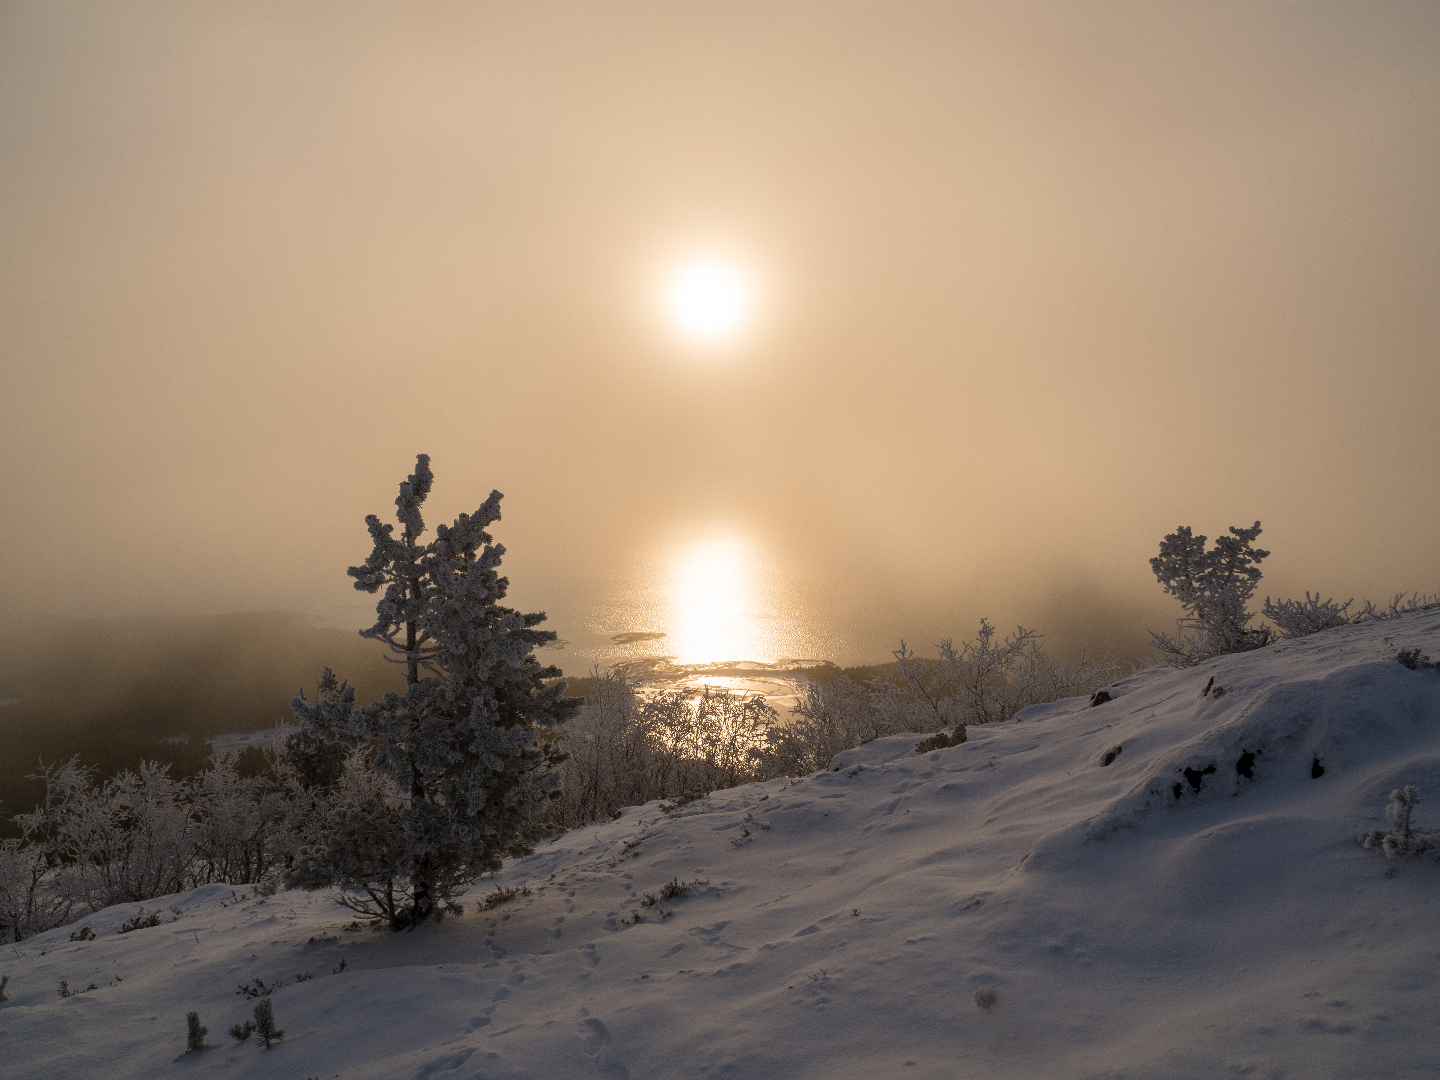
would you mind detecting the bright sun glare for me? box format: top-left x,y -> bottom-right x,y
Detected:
665,259 -> 751,343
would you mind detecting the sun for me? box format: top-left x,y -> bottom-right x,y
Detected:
664,259 -> 752,343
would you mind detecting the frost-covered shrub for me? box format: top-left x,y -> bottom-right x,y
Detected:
1262,593 -> 1354,639
549,620 -> 1114,822
649,687 -> 775,793
763,677 -> 904,777
285,749 -> 411,923
189,753 -> 292,888
35,760 -> 197,911
884,620 -> 1115,729
2,752 -> 298,942
1148,522 -> 1272,666
1361,786 -> 1436,859
1353,592 -> 1440,623
548,674 -> 777,827
547,670 -> 655,827
1260,592 -> 1439,641
0,836 -> 80,944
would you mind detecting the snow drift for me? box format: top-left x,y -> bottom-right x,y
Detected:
5,611 -> 1439,1079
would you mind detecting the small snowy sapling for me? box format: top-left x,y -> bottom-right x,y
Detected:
252,997 -> 284,1048
0,973 -> 10,1003
1361,786 -> 1436,859
1395,649 -> 1437,671
118,908 -> 163,934
186,1012 -> 208,1052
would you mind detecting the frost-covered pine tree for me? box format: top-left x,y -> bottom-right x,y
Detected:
284,455 -> 580,929
1148,522 -> 1272,666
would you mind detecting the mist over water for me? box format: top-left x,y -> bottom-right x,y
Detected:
2,3 -> 1437,695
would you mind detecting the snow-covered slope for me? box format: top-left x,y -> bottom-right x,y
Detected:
6,612 -> 1440,1079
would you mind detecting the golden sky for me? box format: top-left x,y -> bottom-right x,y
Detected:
2,2 -> 1437,660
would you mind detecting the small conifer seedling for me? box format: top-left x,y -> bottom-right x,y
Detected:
252,997 -> 284,1048
0,974 -> 10,1003
228,1020 -> 255,1042
186,1012 -> 208,1052
1361,785 -> 1437,859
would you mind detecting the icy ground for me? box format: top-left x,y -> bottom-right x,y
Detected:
6,612 -> 1440,1079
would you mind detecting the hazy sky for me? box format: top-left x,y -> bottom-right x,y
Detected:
3,2 -> 1437,663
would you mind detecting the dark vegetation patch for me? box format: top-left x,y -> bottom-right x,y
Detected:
1090,690 -> 1113,707
1312,756 -> 1325,779
1235,749 -> 1258,779
1175,763 -> 1218,798
914,727 -> 967,754
479,884 -> 532,910
1101,745 -> 1122,767
799,662 -> 894,687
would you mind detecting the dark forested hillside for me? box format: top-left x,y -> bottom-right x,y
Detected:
0,613 -> 407,833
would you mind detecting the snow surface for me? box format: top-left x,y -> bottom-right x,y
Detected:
5,612 -> 1440,1079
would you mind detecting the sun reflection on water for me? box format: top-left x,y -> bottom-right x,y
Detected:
582,528 -> 841,677
665,534 -> 766,664
564,526 -> 824,715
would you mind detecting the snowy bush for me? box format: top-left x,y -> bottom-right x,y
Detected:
1260,592 -> 1438,641
29,759 -> 197,911
882,620 -> 1115,729
763,677 -> 903,777
1,752 -> 298,942
548,620 -> 1113,826
1148,522 -> 1272,666
189,753 -> 292,888
1262,593 -> 1354,639
645,687 -> 774,793
0,836 -> 80,943
282,455 -> 580,929
549,674 -> 777,827
1360,786 -> 1436,859
1354,592 -> 1440,622
547,670 -> 654,827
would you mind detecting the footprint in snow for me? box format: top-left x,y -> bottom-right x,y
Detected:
412,1047 -> 475,1079
577,1018 -> 630,1079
